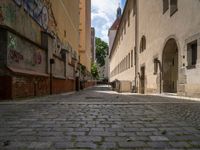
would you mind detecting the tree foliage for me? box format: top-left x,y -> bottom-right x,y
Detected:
91,63 -> 99,79
95,37 -> 108,67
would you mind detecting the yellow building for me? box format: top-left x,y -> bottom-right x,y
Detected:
0,0 -> 80,99
79,0 -> 92,72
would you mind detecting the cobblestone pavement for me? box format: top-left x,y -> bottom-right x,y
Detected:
1,85 -> 200,150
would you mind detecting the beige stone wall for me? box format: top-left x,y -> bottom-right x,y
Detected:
137,0 -> 200,96
110,0 -> 200,97
79,0 -> 92,72
110,0 -> 136,83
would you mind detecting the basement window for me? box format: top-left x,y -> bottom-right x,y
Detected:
187,40 -> 197,69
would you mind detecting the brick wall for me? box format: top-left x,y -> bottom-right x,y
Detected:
84,81 -> 96,89
52,78 -> 75,94
12,75 -> 49,99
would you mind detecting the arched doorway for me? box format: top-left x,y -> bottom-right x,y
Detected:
162,38 -> 178,93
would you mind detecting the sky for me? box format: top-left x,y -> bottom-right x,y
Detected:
91,0 -> 126,43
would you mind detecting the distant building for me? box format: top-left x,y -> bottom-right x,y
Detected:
91,27 -> 96,63
79,0 -> 92,72
108,4 -> 121,54
108,3 -> 122,81
109,0 -> 200,98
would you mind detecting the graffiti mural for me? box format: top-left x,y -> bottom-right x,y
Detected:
7,31 -> 47,74
9,49 -> 24,63
13,0 -> 49,30
13,0 -> 22,6
0,3 -> 16,24
0,6 -> 4,23
8,34 -> 17,49
33,51 -> 42,66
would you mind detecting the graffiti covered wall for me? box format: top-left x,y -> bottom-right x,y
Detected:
7,31 -> 47,74
0,0 -> 51,44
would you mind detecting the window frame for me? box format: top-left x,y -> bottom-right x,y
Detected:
163,0 -> 169,14
170,0 -> 178,16
187,40 -> 197,69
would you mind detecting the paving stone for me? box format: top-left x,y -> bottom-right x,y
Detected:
150,136 -> 169,141
75,142 -> 96,149
28,142 -> 52,149
119,141 -> 148,148
54,142 -> 74,149
1,85 -> 200,149
76,136 -> 102,142
169,141 -> 191,148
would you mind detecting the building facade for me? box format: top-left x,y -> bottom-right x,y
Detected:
0,0 -> 92,100
79,0 -> 92,72
109,0 -> 136,88
91,27 -> 96,63
109,0 -> 200,97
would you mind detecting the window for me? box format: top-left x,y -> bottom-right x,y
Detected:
187,40 -> 197,69
140,36 -> 146,53
133,0 -> 136,16
128,53 -> 130,68
128,10 -> 130,27
41,32 -> 48,50
163,0 -> 169,14
124,21 -> 126,34
153,58 -> 158,74
131,50 -> 133,67
170,0 -> 178,16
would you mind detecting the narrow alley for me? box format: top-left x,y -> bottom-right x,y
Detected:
0,85 -> 200,149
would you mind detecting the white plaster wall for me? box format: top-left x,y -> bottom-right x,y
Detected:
137,0 -> 200,95
109,0 -> 136,83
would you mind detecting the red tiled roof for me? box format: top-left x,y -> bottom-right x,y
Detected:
109,17 -> 121,30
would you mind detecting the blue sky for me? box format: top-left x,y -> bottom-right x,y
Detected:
91,0 -> 126,43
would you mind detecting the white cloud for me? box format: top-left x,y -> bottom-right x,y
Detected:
91,0 -> 120,43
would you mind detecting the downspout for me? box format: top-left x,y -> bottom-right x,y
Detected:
134,0 -> 139,92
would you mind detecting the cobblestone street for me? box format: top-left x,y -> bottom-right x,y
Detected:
1,85 -> 200,150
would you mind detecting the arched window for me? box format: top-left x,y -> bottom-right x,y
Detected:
140,36 -> 146,53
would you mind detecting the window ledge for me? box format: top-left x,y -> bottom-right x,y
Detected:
186,65 -> 196,70
170,8 -> 178,17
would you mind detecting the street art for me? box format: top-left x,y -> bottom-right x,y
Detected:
33,51 -> 42,66
13,0 -> 49,30
8,34 -> 17,49
0,6 -> 4,23
37,78 -> 48,91
9,49 -> 24,63
13,0 -> 22,6
0,4 -> 16,24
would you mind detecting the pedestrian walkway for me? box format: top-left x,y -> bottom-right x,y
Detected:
0,85 -> 200,149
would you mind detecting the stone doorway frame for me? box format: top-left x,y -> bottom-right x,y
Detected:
162,37 -> 179,93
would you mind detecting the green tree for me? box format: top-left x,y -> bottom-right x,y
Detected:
95,37 -> 108,67
91,63 -> 99,79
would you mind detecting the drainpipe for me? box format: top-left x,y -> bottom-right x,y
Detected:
154,58 -> 162,94
134,0 -> 139,93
